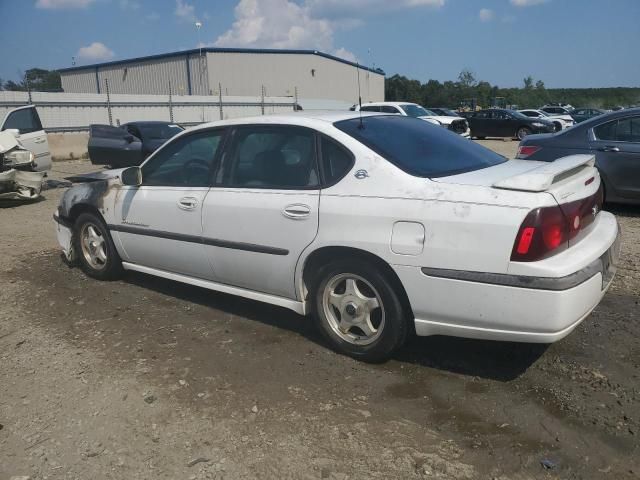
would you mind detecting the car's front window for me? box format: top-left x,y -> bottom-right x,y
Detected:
399,104 -> 434,118
334,116 -> 506,178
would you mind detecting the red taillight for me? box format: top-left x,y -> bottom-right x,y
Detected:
511,187 -> 602,262
516,145 -> 541,159
511,206 -> 568,261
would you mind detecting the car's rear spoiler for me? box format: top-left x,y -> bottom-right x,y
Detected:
492,154 -> 595,193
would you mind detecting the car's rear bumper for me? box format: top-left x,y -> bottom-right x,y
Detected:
395,213 -> 620,343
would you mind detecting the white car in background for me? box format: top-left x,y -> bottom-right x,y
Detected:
54,112 -> 619,362
519,109 -> 576,132
0,105 -> 51,172
356,101 -> 470,137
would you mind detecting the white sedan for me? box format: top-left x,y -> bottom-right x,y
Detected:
54,112 -> 620,362
519,109 -> 576,131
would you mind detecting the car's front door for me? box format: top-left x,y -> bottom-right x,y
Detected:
491,110 -> 513,137
591,115 -> 640,200
112,128 -> 226,278
201,125 -> 321,299
471,111 -> 489,137
0,106 -> 51,171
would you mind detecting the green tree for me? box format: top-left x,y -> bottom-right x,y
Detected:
523,76 -> 534,90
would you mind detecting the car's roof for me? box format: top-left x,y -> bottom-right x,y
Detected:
187,111 -> 380,132
124,121 -> 181,126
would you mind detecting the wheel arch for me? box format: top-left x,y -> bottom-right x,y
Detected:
299,246 -> 415,327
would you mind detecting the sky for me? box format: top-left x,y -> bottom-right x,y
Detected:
0,0 -> 639,89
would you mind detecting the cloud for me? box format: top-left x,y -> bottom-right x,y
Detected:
77,42 -> 115,61
478,8 -> 494,22
175,0 -> 197,22
510,0 -> 548,6
35,0 -> 94,8
119,0 -> 140,10
214,0 -> 444,58
146,11 -> 160,21
333,47 -> 357,63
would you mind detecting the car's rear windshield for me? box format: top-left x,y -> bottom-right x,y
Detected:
334,115 -> 506,178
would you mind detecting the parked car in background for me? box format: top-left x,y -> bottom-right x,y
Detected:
541,104 -> 574,116
571,108 -> 607,124
517,107 -> 640,204
355,102 -> 470,137
0,130 -> 46,200
519,109 -> 576,131
88,121 -> 184,167
465,108 -> 555,140
54,112 -> 619,362
0,105 -> 51,172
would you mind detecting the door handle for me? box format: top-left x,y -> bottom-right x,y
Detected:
178,196 -> 198,211
599,146 -> 620,152
34,137 -> 46,144
283,204 -> 311,219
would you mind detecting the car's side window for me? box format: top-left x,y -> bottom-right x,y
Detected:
612,117 -> 640,143
360,106 -> 380,112
3,107 -> 42,134
142,130 -> 224,187
381,106 -> 400,114
320,135 -> 354,186
223,126 -> 319,189
594,120 -> 617,141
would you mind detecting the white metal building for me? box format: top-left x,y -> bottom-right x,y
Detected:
59,48 -> 385,105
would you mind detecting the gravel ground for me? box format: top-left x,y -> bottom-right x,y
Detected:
1,150 -> 638,480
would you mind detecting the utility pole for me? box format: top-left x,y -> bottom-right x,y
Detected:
105,78 -> 112,126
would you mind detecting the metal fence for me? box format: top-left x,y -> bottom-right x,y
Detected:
0,90 -> 300,132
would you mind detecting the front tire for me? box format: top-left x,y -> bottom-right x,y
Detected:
517,127 -> 532,140
311,259 -> 408,363
73,212 -> 123,280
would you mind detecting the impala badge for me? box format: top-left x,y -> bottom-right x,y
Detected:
354,169 -> 369,179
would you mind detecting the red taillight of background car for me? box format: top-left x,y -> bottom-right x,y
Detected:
511,206 -> 569,261
516,145 -> 541,159
511,187 -> 602,262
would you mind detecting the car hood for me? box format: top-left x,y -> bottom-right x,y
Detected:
418,115 -> 464,125
0,131 -> 21,153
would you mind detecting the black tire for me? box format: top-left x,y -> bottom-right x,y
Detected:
517,127 -> 531,140
311,259 -> 408,363
73,212 -> 123,280
553,121 -> 562,132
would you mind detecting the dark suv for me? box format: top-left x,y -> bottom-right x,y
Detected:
465,109 -> 555,140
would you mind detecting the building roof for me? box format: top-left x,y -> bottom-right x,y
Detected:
59,47 -> 385,76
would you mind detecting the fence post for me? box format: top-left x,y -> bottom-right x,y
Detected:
293,86 -> 298,111
261,85 -> 265,115
168,81 -> 174,122
218,82 -> 223,120
105,78 -> 113,126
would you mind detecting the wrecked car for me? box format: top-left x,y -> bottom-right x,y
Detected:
54,112 -> 620,362
0,131 -> 45,200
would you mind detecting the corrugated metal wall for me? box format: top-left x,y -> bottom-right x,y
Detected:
59,51 -> 384,103
207,52 -> 385,103
61,69 -> 98,93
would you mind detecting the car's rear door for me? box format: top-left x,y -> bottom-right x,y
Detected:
0,105 -> 51,171
88,124 -> 142,167
591,115 -> 640,200
201,124 -> 320,299
112,128 -> 226,279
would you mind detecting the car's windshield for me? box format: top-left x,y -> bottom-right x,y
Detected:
536,111 -> 550,117
400,104 -> 435,118
138,123 -> 184,140
441,109 -> 459,117
508,110 -> 530,120
335,115 -> 506,178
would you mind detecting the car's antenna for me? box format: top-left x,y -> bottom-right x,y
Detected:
356,62 -> 364,129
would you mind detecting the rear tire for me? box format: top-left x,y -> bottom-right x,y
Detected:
517,127 -> 532,140
553,121 -> 562,132
73,212 -> 123,280
311,259 -> 408,363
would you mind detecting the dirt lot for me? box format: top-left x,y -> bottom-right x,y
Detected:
1,143 -> 639,480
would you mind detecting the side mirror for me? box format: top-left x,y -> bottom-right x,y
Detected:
125,134 -> 135,143
121,166 -> 142,186
5,128 -> 20,137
